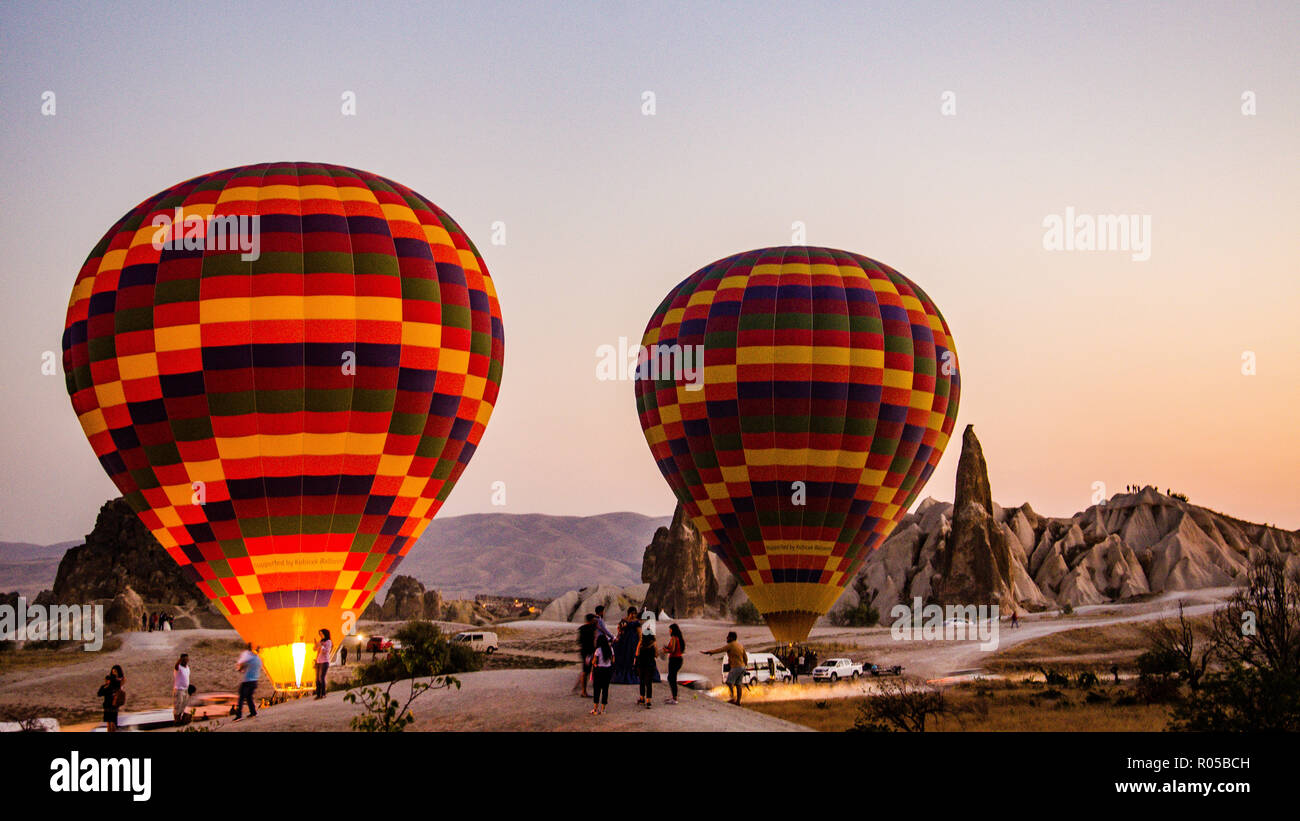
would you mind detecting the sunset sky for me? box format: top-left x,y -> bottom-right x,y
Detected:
1,0 -> 1296,545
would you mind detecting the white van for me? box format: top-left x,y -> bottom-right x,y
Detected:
453,631 -> 499,654
734,652 -> 792,685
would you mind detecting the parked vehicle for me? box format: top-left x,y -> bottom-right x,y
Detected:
862,662 -> 905,677
736,652 -> 793,684
364,636 -> 393,653
811,657 -> 863,682
453,631 -> 499,653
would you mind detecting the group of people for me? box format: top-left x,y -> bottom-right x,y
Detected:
95,626 -> 336,730
574,606 -> 685,713
780,645 -> 818,679
142,612 -> 175,631
572,607 -> 754,712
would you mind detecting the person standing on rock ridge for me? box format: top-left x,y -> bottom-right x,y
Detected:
702,632 -> 748,705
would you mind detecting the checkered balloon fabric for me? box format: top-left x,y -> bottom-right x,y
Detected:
62,163 -> 503,674
634,247 -> 959,642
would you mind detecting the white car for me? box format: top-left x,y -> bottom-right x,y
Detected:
811,658 -> 863,682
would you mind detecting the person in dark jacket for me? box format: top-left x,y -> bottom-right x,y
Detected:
97,665 -> 124,732
660,623 -> 685,704
574,614 -> 597,697
634,625 -> 658,708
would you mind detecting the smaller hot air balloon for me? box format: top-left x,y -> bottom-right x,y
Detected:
62,162 -> 504,688
634,247 -> 959,642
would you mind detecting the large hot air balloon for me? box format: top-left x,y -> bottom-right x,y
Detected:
634,247 -> 958,642
62,162 -> 504,688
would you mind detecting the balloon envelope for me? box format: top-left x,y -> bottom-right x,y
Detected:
634,247 -> 958,641
62,162 -> 504,686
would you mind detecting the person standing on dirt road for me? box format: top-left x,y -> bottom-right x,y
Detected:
97,664 -> 124,732
172,653 -> 191,724
590,632 -> 615,715
575,613 -> 597,697
635,622 -> 658,708
661,622 -> 685,704
701,632 -> 748,705
233,644 -> 262,721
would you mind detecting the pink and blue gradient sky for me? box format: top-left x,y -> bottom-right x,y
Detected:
1,1 -> 1296,543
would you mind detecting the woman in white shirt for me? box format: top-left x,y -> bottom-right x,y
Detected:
313,629 -> 333,699
590,634 -> 615,715
172,653 -> 190,724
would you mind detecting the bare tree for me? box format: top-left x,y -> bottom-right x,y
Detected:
851,677 -> 947,732
1147,600 -> 1212,690
1210,552 -> 1300,677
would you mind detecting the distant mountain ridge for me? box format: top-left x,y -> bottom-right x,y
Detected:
0,510 -> 671,603
400,511 -> 673,598
0,541 -> 79,598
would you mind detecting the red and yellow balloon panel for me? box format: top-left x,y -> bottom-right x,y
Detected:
635,247 -> 959,642
62,162 -> 504,688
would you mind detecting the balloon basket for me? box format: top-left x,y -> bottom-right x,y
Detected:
269,686 -> 315,704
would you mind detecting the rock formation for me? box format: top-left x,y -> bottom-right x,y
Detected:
105,586 -> 146,631
846,469 -> 1298,617
422,590 -> 443,621
49,498 -> 207,608
438,598 -> 494,625
379,575 -> 429,621
641,503 -> 725,618
931,426 -> 1015,610
537,584 -> 649,623
356,576 -> 451,622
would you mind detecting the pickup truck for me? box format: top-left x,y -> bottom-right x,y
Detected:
811,658 -> 863,682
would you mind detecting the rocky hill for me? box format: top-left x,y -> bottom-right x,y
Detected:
834,426 -> 1300,618
0,541 -> 78,598
404,511 -> 671,598
47,498 -> 208,607
1,507 -> 673,605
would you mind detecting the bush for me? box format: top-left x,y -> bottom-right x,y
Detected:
831,603 -> 880,628
1169,667 -> 1300,732
1060,603 -> 1074,616
345,620 -> 467,732
1039,669 -> 1069,687
848,678 -> 946,732
351,620 -> 479,686
1085,691 -> 1109,705
732,601 -> 763,626
1136,675 -> 1181,704
1077,671 -> 1099,689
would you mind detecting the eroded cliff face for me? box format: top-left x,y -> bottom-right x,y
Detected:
50,498 -> 206,607
641,503 -> 725,619
931,425 -> 1015,610
841,427 -> 1299,618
